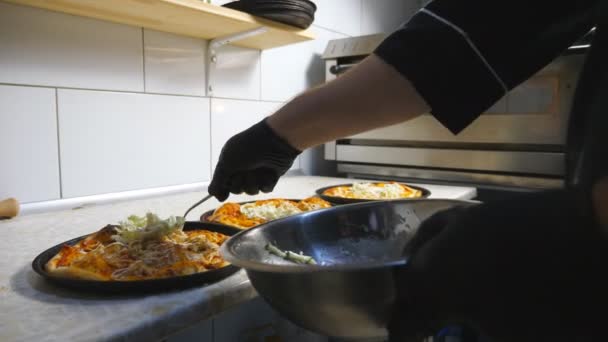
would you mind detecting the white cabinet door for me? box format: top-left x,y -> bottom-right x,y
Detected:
0,85 -> 60,203
58,89 -> 210,198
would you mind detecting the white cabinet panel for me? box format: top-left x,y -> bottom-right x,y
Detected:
0,85 -> 60,203
58,90 -> 210,198
361,0 -> 420,35
261,27 -> 347,102
313,0 -> 362,36
210,99 -> 300,172
0,2 -> 143,92
210,46 -> 261,100
144,29 -> 207,96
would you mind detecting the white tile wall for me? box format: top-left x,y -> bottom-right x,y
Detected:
0,2 -> 144,92
0,85 -> 60,203
210,99 -> 300,173
144,29 -> 207,96
210,45 -> 261,100
261,27 -> 347,102
312,0 -> 362,36
210,99 -> 289,169
361,0 -> 420,35
58,90 -> 210,198
0,0 -> 413,204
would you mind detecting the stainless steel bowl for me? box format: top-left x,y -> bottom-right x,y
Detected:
220,199 -> 477,339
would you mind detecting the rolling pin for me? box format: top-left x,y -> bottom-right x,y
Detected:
0,198 -> 19,218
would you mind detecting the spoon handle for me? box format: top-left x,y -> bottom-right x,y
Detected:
183,194 -> 213,219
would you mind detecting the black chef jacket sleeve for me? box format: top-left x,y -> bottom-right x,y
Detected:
374,0 -> 597,134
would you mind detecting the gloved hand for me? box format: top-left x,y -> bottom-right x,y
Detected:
208,118 -> 301,201
388,189 -> 608,342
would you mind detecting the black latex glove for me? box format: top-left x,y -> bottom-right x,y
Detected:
208,118 -> 301,201
389,189 -> 608,342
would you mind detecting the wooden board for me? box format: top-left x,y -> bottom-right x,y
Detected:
3,0 -> 315,50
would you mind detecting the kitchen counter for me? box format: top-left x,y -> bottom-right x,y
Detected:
0,176 -> 475,342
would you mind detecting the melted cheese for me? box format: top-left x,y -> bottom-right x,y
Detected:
240,201 -> 302,221
351,182 -> 407,199
323,182 -> 422,200
297,197 -> 332,211
207,197 -> 331,229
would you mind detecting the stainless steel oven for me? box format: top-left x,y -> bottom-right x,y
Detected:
321,33 -> 591,193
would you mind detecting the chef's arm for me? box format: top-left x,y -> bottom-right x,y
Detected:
268,0 -> 597,151
209,0 -> 597,202
266,54 -> 430,151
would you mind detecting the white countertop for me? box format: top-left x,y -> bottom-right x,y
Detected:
0,176 -> 475,342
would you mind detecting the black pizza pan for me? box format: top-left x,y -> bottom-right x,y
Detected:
315,183 -> 431,205
31,222 -> 241,294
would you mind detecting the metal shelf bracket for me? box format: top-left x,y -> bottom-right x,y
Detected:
206,27 -> 268,97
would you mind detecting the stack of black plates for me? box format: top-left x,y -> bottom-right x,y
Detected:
223,0 -> 316,29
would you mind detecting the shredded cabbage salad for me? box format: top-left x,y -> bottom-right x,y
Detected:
113,212 -> 185,244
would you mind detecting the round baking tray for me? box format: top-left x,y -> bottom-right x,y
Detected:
315,183 -> 431,205
31,222 -> 241,294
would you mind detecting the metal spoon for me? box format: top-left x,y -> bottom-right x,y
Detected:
183,194 -> 213,220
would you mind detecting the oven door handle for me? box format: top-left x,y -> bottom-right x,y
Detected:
330,64 -> 357,75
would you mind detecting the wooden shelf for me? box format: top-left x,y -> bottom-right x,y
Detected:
4,0 -> 315,50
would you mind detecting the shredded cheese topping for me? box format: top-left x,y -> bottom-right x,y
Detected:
240,201 -> 302,221
323,182 -> 422,200
206,198 -> 331,229
351,182 -> 407,199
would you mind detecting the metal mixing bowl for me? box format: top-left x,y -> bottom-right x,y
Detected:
220,199 -> 476,339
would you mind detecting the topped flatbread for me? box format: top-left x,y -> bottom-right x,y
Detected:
46,213 -> 229,281
205,197 -> 331,229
